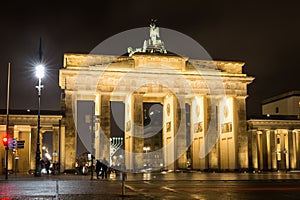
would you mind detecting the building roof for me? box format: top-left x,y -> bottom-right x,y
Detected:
262,90 -> 300,105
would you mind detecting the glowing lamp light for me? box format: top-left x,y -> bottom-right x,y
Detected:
143,147 -> 151,151
2,137 -> 8,146
35,64 -> 45,79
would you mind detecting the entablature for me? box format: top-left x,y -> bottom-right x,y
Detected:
0,115 -> 63,127
248,119 -> 300,130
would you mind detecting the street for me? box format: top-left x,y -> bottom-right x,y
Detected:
125,179 -> 300,200
1,171 -> 300,199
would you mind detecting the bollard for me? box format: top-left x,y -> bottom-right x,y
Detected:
121,172 -> 126,196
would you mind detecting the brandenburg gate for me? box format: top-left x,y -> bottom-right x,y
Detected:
59,23 -> 254,172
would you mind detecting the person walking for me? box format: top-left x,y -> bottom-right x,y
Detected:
95,160 -> 102,179
45,159 -> 50,175
101,158 -> 109,179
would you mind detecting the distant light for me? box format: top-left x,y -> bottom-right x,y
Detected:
35,64 -> 45,79
27,109 -> 30,112
3,137 -> 8,143
149,111 -> 154,116
143,146 -> 150,151
267,114 -> 270,117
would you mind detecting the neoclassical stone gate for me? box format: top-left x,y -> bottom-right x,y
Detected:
58,23 -> 253,172
59,51 -> 253,172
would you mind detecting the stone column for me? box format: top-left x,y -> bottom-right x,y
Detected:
270,130 -> 277,170
100,94 -> 111,161
124,94 -> 133,171
248,129 -> 253,170
60,125 -> 66,173
30,127 -> 37,171
262,131 -> 268,169
279,130 -> 286,170
52,126 -> 59,163
251,130 -> 258,170
90,102 -> 96,157
266,130 -> 271,170
289,130 -> 296,169
296,130 -> 300,169
94,92 -> 101,160
275,130 -> 282,170
133,94 -> 144,171
235,96 -> 248,169
257,131 -> 263,170
175,95 -> 187,169
94,115 -> 101,160
284,130 -> 289,170
64,91 -> 76,170
208,103 -> 219,170
163,94 -> 175,171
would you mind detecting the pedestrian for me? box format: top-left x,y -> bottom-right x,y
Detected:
95,160 -> 102,179
45,159 -> 50,175
40,159 -> 45,171
101,158 -> 109,179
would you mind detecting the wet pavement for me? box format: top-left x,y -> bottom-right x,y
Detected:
1,171 -> 300,199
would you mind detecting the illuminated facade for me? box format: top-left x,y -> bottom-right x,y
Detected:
0,111 -> 63,173
248,91 -> 300,171
2,24 -> 300,174
59,52 -> 254,171
55,22 -> 253,172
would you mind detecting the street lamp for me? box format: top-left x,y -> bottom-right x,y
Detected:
143,146 -> 150,154
34,64 -> 44,177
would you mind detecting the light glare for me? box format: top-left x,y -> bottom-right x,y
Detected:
35,64 -> 45,79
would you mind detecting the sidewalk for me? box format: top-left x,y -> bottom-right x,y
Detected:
1,171 -> 300,200
2,170 -> 300,182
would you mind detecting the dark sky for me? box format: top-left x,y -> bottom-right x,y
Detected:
0,0 -> 299,117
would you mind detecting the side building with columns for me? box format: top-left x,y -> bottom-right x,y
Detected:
248,91 -> 300,171
0,110 -> 64,174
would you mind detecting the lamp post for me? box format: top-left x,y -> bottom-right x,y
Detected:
34,64 -> 44,177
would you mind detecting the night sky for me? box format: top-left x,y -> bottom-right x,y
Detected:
0,0 -> 299,117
